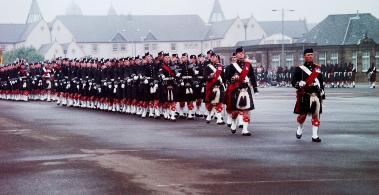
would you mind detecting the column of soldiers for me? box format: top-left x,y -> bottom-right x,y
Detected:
322,63 -> 356,88
254,62 -> 357,88
0,48 -> 260,136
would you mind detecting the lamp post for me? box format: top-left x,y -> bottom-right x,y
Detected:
272,9 -> 295,67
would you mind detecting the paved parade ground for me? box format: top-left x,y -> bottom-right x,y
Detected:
0,86 -> 379,194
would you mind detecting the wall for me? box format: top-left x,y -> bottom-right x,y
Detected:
220,18 -> 246,47
51,20 -> 75,44
24,20 -> 51,50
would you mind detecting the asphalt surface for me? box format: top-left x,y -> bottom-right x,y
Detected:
1,85 -> 379,194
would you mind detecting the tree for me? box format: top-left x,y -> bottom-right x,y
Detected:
3,47 -> 44,65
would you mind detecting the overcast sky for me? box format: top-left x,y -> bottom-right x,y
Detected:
1,0 -> 379,24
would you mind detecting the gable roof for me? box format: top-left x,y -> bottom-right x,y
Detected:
0,24 -> 26,43
299,13 -> 379,45
0,22 -> 39,43
259,20 -> 308,38
56,15 -> 209,43
205,18 -> 236,39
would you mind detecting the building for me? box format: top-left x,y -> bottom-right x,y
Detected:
215,13 -> 379,82
48,0 -> 248,59
0,0 -> 51,60
0,0 -> 255,60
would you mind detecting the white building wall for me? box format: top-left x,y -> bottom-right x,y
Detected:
0,44 -> 15,52
24,20 -> 51,50
66,42 -> 85,59
245,16 -> 267,40
66,41 -> 210,59
220,18 -> 246,47
44,42 -> 64,60
15,42 -> 26,49
51,20 -> 75,44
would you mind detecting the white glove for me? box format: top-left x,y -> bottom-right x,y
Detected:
176,73 -> 181,77
133,76 -> 138,80
299,81 -> 306,87
254,92 -> 259,96
121,84 -> 125,88
144,79 -> 149,84
180,82 -> 185,86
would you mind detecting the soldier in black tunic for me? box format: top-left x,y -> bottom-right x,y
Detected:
194,53 -> 207,117
204,52 -> 226,125
177,53 -> 197,119
142,53 -> 160,118
224,47 -> 258,136
292,48 -> 325,142
367,63 -> 376,88
159,53 -> 179,121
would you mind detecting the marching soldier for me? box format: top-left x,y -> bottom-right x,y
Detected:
177,53 -> 197,119
292,48 -> 325,142
225,47 -> 258,136
159,53 -> 179,121
143,53 -> 160,118
194,53 -> 207,117
204,52 -> 225,125
367,63 -> 376,88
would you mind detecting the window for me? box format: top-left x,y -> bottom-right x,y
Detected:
286,53 -> 293,67
152,44 -> 157,51
120,44 -> 126,52
330,51 -> 338,64
92,44 -> 98,54
171,43 -> 176,51
376,51 -> 379,67
352,51 -> 357,70
318,52 -> 326,65
144,44 -> 149,51
271,54 -> 280,69
113,44 -> 118,52
362,51 -> 370,72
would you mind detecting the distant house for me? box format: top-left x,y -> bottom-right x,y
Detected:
0,0 -> 311,61
0,20 -> 51,53
236,19 -> 309,46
